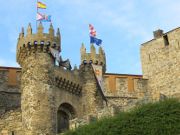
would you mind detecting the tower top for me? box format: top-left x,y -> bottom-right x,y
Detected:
16,23 -> 61,65
80,44 -> 106,72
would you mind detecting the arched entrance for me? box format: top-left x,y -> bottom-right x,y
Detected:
57,103 -> 76,133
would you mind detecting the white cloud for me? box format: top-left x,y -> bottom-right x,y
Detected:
53,0 -> 151,41
54,0 -> 180,40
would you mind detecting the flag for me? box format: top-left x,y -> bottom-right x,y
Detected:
89,24 -> 96,37
90,36 -> 102,46
37,12 -> 44,21
37,1 -> 46,9
36,12 -> 51,22
89,24 -> 102,45
41,15 -> 51,22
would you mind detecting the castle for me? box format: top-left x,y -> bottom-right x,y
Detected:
0,23 -> 179,135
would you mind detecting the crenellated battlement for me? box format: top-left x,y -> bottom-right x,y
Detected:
80,43 -> 106,72
16,23 -> 61,65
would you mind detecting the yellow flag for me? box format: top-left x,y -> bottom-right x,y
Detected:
37,1 -> 46,9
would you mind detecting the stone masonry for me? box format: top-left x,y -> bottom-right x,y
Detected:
141,28 -> 180,100
0,23 -> 179,135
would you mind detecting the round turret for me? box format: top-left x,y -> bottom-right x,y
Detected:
17,22 -> 61,66
17,23 -> 60,135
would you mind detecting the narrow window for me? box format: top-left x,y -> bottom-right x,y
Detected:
148,54 -> 151,61
163,35 -> 169,46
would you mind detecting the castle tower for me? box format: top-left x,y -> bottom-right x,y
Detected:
80,44 -> 106,116
80,44 -> 106,72
141,28 -> 180,99
16,23 -> 61,135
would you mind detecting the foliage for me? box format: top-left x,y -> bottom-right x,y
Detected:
64,99 -> 180,135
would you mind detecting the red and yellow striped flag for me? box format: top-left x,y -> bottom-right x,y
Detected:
37,1 -> 46,9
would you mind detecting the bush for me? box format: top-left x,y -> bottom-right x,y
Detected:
64,99 -> 180,135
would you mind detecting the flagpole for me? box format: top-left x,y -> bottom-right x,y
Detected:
36,0 -> 38,31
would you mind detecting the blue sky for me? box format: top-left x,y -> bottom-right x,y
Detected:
0,0 -> 180,74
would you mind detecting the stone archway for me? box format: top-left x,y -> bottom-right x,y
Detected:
57,103 -> 76,133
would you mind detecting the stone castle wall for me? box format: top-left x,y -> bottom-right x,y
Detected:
0,67 -> 21,116
0,92 -> 20,116
0,67 -> 21,93
103,74 -> 147,97
141,28 -> 180,100
0,108 -> 23,135
80,64 -> 105,116
0,66 -> 148,114
54,86 -> 83,118
103,74 -> 148,110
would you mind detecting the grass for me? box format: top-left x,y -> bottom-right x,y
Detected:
64,98 -> 180,135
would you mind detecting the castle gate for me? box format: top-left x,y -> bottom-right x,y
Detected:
57,103 -> 76,133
